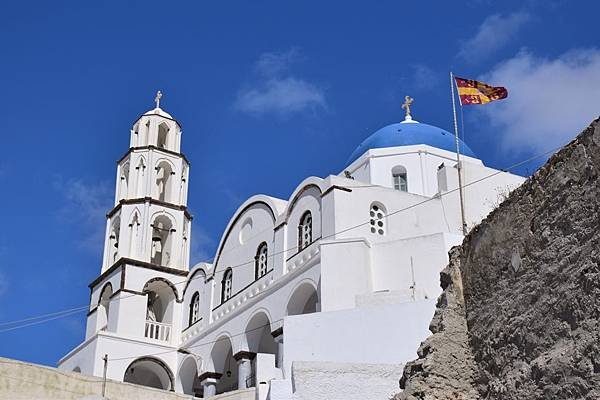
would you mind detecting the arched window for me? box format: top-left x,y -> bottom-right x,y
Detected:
189,292 -> 200,327
151,216 -> 174,266
157,123 -> 170,149
392,165 -> 408,192
369,203 -> 386,235
221,268 -> 233,303
298,211 -> 313,251
255,242 -> 268,279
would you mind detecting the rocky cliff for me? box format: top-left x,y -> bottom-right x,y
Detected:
396,118 -> 600,400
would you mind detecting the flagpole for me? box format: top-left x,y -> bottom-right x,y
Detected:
450,71 -> 468,236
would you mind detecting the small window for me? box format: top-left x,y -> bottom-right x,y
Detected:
189,292 -> 200,326
298,211 -> 313,251
392,166 -> 408,192
221,269 -> 233,303
255,243 -> 268,279
369,204 -> 386,235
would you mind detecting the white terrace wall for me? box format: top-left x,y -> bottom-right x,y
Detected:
0,357 -> 254,400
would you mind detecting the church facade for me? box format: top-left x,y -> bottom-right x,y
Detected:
58,98 -> 525,399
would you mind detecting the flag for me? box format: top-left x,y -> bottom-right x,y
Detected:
454,76 -> 508,106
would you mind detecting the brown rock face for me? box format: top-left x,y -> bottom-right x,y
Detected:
396,118 -> 600,400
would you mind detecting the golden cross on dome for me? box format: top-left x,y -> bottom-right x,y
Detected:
401,95 -> 414,119
154,90 -> 163,108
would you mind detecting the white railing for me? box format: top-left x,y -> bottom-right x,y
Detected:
145,320 -> 171,342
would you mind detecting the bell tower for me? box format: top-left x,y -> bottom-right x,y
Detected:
101,91 -> 191,272
58,93 -> 193,382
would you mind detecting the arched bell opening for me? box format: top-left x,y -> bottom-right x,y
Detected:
109,217 -> 121,264
155,161 -> 174,203
98,282 -> 113,331
143,278 -> 178,342
123,357 -> 174,391
120,162 -> 130,200
150,215 -> 174,267
157,122 -> 170,150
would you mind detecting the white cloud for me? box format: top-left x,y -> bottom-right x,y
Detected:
55,178 -> 112,252
235,49 -> 326,116
476,48 -> 600,154
255,48 -> 300,77
235,78 -> 326,116
458,12 -> 530,63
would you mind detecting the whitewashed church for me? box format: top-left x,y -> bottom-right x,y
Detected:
58,94 -> 524,399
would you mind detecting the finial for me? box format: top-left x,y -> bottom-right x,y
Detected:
154,90 -> 163,109
401,95 -> 414,121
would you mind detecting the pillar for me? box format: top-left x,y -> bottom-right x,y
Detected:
198,372 -> 221,398
233,351 -> 256,389
271,327 -> 284,369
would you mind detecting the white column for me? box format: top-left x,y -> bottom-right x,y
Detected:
234,352 -> 255,389
272,329 -> 284,369
200,376 -> 218,398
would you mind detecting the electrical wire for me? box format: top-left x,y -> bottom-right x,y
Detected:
0,142 -> 562,336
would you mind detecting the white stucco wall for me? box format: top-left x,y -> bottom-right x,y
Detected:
0,357 -> 254,400
282,298 -> 436,376
288,361 -> 403,400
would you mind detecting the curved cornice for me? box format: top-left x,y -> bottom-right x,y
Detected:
212,196 -> 281,276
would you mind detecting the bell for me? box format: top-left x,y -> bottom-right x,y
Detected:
226,370 -> 232,378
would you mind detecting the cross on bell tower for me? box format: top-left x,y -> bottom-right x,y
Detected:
155,90 -> 162,109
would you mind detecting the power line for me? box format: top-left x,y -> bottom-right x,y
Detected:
108,318 -> 284,362
0,143 -> 561,335
0,305 -> 89,328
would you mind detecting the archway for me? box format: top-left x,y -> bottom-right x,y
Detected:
177,356 -> 201,396
123,357 -> 174,390
286,281 -> 319,316
143,278 -> 177,341
210,335 -> 238,394
245,311 -> 277,355
244,311 -> 278,386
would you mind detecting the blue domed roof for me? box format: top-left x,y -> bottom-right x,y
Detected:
347,121 -> 477,164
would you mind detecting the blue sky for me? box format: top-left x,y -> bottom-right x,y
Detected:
1,1 -> 599,366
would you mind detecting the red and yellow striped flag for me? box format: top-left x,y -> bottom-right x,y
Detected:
454,77 -> 508,106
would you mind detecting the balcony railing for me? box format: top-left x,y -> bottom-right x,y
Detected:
145,320 -> 171,342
